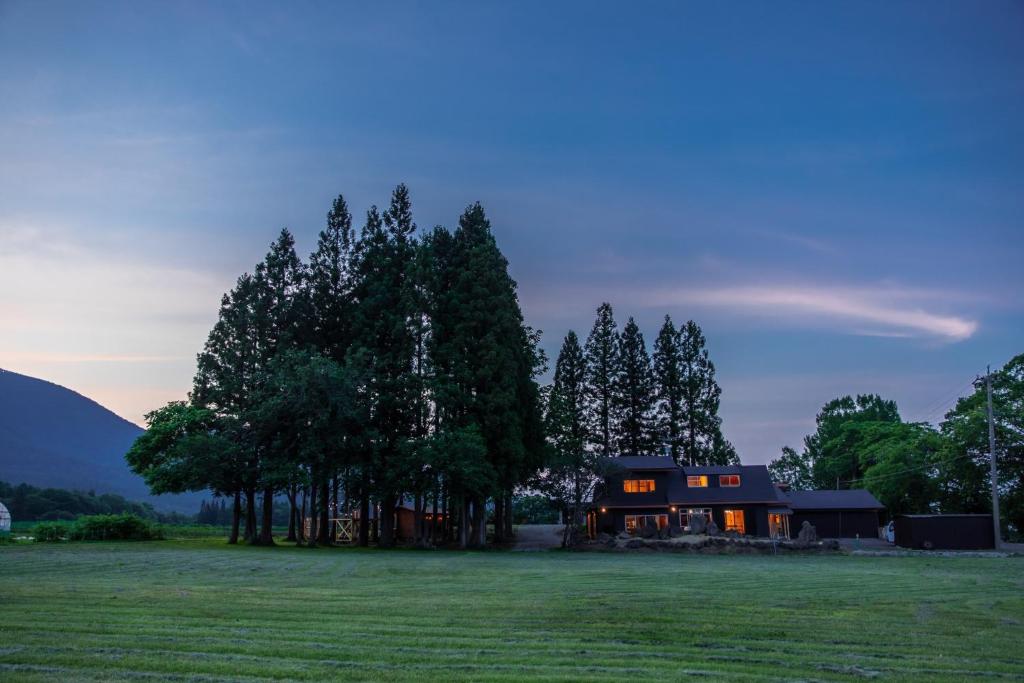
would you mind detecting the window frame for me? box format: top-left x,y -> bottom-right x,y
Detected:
625,514 -> 669,534
679,508 -> 712,531
723,509 -> 746,534
623,479 -> 656,493
718,474 -> 741,487
686,475 -> 708,488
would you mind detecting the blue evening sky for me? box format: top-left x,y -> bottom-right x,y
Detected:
1,2 -> 1021,462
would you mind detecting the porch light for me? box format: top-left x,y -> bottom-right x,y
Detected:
670,506 -> 677,512
600,507 -> 607,513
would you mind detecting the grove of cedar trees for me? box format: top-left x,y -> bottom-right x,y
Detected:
128,186 -> 545,547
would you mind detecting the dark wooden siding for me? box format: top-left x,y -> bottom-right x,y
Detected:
894,515 -> 994,550
790,510 -> 879,538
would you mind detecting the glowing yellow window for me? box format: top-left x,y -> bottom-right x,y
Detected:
623,479 -> 655,493
687,475 -> 708,488
724,509 -> 746,534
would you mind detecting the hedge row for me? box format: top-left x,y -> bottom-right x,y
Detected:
33,514 -> 164,542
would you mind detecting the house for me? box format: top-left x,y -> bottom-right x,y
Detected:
587,456 -> 884,539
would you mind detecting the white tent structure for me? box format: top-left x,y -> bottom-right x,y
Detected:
0,501 -> 11,533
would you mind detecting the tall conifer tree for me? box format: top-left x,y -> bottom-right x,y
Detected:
678,319 -> 735,465
583,303 -> 619,456
653,315 -> 685,463
613,317 -> 656,455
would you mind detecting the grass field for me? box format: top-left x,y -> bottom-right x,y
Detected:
1,540 -> 1023,681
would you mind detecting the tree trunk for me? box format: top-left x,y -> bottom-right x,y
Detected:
298,485 -> 307,543
228,490 -> 241,544
243,486 -> 257,543
358,491 -> 370,547
318,479 -> 331,545
430,486 -> 439,546
306,482 -> 318,548
476,497 -> 488,546
379,494 -> 397,548
457,498 -> 469,549
493,495 -> 505,544
505,491 -> 514,538
257,486 -> 275,545
286,486 -> 297,543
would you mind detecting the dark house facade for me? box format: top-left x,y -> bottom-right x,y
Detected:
588,456 -> 884,539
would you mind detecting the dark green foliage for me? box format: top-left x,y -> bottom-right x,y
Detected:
536,330 -> 604,545
0,480 -> 173,522
678,320 -> 734,465
940,353 -> 1024,538
767,446 -> 812,489
31,521 -> 67,542
806,394 -> 901,489
653,315 -> 684,462
33,514 -> 163,542
512,494 -> 560,524
612,317 -> 657,456
583,303 -> 619,456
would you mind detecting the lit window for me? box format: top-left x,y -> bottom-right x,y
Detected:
719,474 -> 741,487
724,509 -> 745,534
687,475 -> 708,488
625,514 -> 669,534
623,479 -> 655,493
680,508 -> 712,531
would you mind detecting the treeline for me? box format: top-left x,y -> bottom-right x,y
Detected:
0,481 -> 190,523
769,353 -> 1024,539
128,186 -> 544,548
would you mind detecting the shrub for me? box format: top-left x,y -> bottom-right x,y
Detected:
68,514 -> 164,541
33,521 -> 69,542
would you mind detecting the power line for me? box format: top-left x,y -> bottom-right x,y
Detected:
909,376 -> 977,426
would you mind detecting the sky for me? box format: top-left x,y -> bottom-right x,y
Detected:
1,2 -> 1022,464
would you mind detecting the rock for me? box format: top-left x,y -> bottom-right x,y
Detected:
596,532 -> 611,543
617,531 -> 632,541
796,521 -> 818,547
688,515 -> 707,535
625,539 -> 643,549
706,520 -> 720,536
605,537 -> 617,548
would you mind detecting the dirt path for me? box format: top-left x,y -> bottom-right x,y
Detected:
512,524 -> 564,551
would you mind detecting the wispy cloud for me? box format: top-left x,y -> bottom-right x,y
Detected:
650,285 -> 978,342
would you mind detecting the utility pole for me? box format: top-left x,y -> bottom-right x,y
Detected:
984,366 -> 1002,550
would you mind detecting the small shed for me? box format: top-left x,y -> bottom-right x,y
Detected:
894,514 -> 994,550
0,502 -> 11,533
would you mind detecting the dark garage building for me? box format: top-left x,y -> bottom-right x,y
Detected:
783,489 -> 884,539
894,514 -> 995,550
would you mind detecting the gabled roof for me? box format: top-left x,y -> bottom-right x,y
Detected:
605,455 -> 679,471
784,489 -> 884,511
668,465 -> 782,504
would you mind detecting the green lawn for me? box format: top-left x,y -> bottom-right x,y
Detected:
1,541 -> 1022,681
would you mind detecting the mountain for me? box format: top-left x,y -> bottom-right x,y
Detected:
0,368 -> 204,513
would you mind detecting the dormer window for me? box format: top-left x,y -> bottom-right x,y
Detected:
623,479 -> 655,493
719,474 -> 741,487
687,475 -> 708,488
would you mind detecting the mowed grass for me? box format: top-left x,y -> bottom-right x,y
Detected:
1,541 -> 1023,682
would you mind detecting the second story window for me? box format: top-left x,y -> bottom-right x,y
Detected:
623,479 -> 655,493
719,474 -> 741,487
687,475 -> 708,487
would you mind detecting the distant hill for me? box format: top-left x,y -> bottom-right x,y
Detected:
0,368 -> 203,513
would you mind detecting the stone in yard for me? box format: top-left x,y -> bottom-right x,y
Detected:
625,539 -> 643,549
596,532 -> 611,543
796,521 -> 818,547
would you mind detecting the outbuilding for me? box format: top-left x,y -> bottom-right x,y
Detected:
893,514 -> 995,550
783,489 -> 884,539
